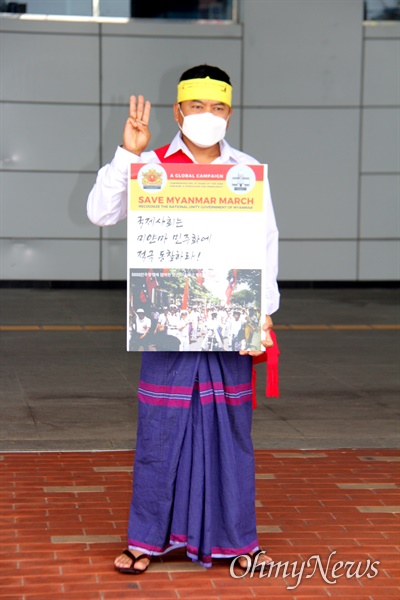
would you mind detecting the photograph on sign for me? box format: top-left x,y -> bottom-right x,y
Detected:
128,268 -> 262,352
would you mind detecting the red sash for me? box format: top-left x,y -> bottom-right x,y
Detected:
154,144 -> 193,163
154,143 -> 280,407
252,331 -> 280,407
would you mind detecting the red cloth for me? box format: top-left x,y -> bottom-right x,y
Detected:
154,143 -> 280,409
146,269 -> 158,297
181,277 -> 189,310
154,144 -> 193,163
251,330 -> 280,409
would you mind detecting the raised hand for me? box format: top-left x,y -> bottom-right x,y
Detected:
122,95 -> 151,156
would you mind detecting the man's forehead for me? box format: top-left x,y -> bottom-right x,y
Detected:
181,99 -> 229,108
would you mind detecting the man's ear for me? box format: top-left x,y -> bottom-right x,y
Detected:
173,102 -> 181,123
226,107 -> 233,129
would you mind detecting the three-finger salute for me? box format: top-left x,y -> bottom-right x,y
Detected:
122,95 -> 151,156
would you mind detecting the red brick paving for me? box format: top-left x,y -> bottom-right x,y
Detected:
0,449 -> 399,600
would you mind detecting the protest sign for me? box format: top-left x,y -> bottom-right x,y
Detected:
127,163 -> 269,352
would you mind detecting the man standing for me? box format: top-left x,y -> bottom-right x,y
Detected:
177,309 -> 191,350
230,309 -> 246,351
201,309 -> 224,351
189,305 -> 199,341
129,308 -> 151,351
87,65 -> 279,574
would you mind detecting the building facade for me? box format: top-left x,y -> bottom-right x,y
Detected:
1,0 -> 399,281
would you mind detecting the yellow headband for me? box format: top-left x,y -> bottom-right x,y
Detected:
177,77 -> 232,107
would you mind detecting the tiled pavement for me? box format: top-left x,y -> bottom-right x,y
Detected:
1,449 -> 399,600
1,287 -> 399,599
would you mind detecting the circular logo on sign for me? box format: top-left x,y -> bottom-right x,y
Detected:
138,163 -> 167,191
226,165 -> 256,195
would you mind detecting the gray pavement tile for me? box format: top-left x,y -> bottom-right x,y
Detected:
256,401 -> 398,421
16,373 -> 136,396
0,422 -> 40,440
0,404 -> 33,421
33,421 -> 136,440
277,288 -> 400,325
29,404 -> 136,427
1,288 -> 399,452
0,439 -> 122,452
0,391 -> 27,405
252,407 -> 283,422
251,420 -> 307,440
286,418 -> 400,437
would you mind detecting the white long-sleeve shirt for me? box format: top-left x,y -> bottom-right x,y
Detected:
87,133 -> 280,315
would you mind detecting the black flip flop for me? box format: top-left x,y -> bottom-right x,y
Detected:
114,549 -> 151,574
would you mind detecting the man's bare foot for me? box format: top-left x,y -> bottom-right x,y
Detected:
238,550 -> 273,570
114,549 -> 151,574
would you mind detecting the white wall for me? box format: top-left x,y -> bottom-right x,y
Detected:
359,23 -> 400,280
0,0 -> 399,281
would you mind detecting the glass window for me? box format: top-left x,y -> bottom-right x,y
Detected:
2,0 -> 234,19
131,0 -> 234,20
3,0 -> 398,22
364,0 -> 400,20
2,1 -> 131,17
3,1 -> 93,16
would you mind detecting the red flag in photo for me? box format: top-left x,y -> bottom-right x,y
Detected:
139,286 -> 148,303
182,276 -> 189,310
146,269 -> 158,297
196,269 -> 204,287
225,269 -> 237,305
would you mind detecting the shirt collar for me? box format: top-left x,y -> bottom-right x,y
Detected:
164,132 -> 237,164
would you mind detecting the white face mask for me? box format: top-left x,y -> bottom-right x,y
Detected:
179,108 -> 229,148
